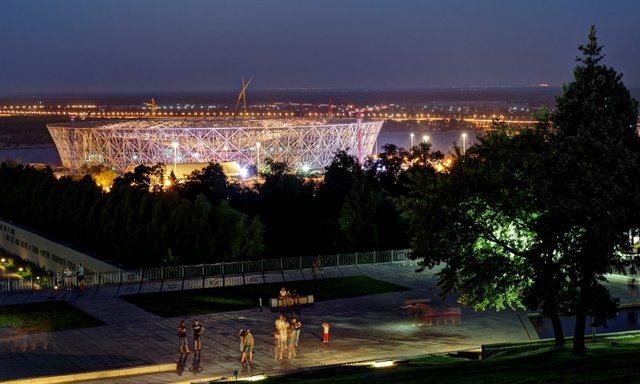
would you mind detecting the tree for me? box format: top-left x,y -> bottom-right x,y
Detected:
257,158 -> 316,257
338,173 -> 378,250
363,143 -> 408,194
213,200 -> 265,261
544,26 -> 640,354
81,164 -> 118,191
398,120 -> 572,345
181,163 -> 228,202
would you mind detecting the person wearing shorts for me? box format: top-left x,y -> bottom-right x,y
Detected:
191,319 -> 205,351
177,320 -> 190,354
240,329 -> 254,366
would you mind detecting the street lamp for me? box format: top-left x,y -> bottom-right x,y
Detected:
422,135 -> 429,143
461,133 -> 467,154
410,133 -> 415,148
171,142 -> 178,175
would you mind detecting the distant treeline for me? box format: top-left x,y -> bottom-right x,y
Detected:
0,145 -> 439,268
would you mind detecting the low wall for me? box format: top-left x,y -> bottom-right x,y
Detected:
0,219 -> 121,274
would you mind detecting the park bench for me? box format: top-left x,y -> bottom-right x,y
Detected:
269,294 -> 314,308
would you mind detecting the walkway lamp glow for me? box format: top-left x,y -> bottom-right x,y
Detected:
422,135 -> 429,143
410,133 -> 415,148
461,133 -> 467,154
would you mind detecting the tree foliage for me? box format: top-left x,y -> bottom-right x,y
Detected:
400,26 -> 640,353
544,25 -> 640,354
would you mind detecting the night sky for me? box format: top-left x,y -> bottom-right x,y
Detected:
1,0 -> 640,95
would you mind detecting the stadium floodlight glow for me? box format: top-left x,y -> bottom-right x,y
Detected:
239,167 -> 248,178
47,118 -> 383,173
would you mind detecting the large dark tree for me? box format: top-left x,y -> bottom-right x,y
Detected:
400,27 -> 640,353
544,26 -> 640,355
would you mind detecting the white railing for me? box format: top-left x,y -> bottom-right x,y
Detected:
0,249 -> 412,294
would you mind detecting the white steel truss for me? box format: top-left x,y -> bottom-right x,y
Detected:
47,118 -> 383,173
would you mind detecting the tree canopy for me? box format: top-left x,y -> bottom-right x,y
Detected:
400,26 -> 640,354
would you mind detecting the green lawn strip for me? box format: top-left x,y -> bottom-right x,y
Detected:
122,276 -> 410,317
0,301 -> 104,332
260,344 -> 640,383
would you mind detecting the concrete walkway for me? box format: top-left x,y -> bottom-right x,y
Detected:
0,264 -> 635,383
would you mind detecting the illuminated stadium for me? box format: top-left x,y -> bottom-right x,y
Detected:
46,118 -> 383,174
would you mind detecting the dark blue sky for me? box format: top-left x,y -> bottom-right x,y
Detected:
1,0 -> 639,95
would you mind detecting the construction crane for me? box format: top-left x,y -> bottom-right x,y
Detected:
349,105 -> 389,165
234,77 -> 252,117
144,98 -> 157,116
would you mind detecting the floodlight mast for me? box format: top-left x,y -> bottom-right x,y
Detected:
349,105 -> 388,165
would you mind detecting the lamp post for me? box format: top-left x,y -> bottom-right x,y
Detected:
410,133 -> 415,148
422,135 -> 429,143
461,133 -> 467,155
171,142 -> 178,175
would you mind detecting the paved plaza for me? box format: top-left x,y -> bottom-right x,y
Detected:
0,263 -> 635,383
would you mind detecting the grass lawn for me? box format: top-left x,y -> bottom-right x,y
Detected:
122,276 -> 410,317
0,301 -> 104,332
259,341 -> 640,383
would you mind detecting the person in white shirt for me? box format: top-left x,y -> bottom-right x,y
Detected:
63,267 -> 73,290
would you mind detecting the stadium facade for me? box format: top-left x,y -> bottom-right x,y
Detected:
46,118 -> 383,174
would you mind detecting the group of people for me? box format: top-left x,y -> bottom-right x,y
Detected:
274,314 -> 303,360
176,315 -> 330,365
177,319 -> 205,354
54,263 -> 85,291
278,286 -> 300,307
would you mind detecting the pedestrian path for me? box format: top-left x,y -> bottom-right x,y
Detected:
0,263 -> 636,383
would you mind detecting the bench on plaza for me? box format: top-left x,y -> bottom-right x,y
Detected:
269,294 -> 314,308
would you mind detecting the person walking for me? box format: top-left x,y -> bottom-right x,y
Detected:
292,317 -> 302,347
322,322 -> 330,344
240,329 -> 254,367
77,263 -> 85,291
55,271 -> 63,290
275,315 -> 288,359
177,320 -> 190,354
191,319 -> 205,351
287,323 -> 296,358
273,329 -> 281,360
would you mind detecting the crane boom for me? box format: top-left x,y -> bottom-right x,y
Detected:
234,77 -> 252,117
143,98 -> 157,116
